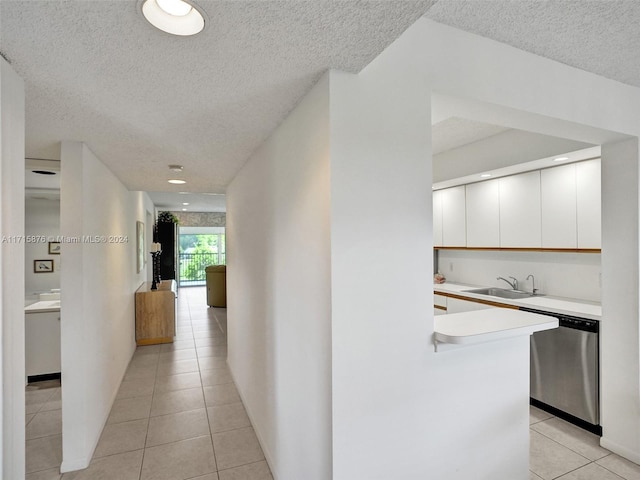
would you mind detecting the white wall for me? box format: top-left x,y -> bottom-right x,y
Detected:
600,138 -> 640,460
0,56 -> 26,480
25,198 -> 60,297
438,250 -> 601,302
60,141 -> 154,471
226,73 -> 332,479
434,129 -> 592,183
328,61 -> 535,479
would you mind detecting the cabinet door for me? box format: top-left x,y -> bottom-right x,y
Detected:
541,164 -> 577,248
466,179 -> 500,247
441,186 -> 466,247
576,159 -> 601,249
446,298 -> 494,314
433,190 -> 443,247
25,312 -> 61,376
499,171 -> 542,248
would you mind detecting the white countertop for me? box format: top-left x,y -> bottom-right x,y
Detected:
434,282 -> 601,320
434,309 -> 558,348
25,300 -> 61,313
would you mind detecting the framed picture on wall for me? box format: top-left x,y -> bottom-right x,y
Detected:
48,241 -> 61,254
136,221 -> 145,273
34,260 -> 54,273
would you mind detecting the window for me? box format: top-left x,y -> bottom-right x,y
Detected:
178,227 -> 225,286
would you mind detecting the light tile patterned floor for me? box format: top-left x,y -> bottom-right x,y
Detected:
529,406 -> 640,479
26,286 -> 273,480
24,286 -> 640,479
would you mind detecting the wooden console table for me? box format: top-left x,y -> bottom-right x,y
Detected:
135,280 -> 176,345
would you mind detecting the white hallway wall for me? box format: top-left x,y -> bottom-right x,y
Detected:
60,141 -> 154,471
228,17 -> 640,479
226,73 -> 332,480
0,57 -> 26,480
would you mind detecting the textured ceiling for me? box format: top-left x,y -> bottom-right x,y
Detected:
0,0 -> 437,195
3,0 -> 640,209
432,117 -> 510,155
425,0 -> 640,88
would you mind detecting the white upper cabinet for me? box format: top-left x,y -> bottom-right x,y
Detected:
499,171 -> 542,248
433,189 -> 443,247
576,159 -> 601,249
466,179 -> 500,247
434,159 -> 600,250
541,164 -> 577,248
441,185 -> 466,247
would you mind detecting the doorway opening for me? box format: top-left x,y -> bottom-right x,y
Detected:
178,226 -> 226,287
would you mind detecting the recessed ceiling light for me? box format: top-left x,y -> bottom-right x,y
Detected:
182,208 -> 187,211
202,192 -> 223,196
554,157 -> 569,162
178,191 -> 189,194
141,0 -> 206,36
182,202 -> 189,205
168,179 -> 186,184
480,174 -> 492,178
157,0 -> 191,16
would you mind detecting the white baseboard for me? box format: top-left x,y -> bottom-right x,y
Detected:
227,360 -> 279,480
60,456 -> 91,473
600,437 -> 640,465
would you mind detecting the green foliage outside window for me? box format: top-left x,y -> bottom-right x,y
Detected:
179,233 -> 226,283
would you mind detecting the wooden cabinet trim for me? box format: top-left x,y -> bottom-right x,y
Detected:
435,246 -> 600,253
435,291 -> 519,310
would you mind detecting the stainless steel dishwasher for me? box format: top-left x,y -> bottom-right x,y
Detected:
522,307 -> 600,435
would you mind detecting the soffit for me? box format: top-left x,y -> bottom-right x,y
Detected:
425,0 -> 640,88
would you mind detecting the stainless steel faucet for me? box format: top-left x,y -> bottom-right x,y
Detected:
497,276 -> 518,290
527,274 -> 538,295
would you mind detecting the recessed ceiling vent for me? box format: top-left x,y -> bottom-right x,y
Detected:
32,170 -> 57,175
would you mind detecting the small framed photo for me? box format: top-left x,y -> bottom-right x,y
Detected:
34,259 -> 54,273
48,241 -> 61,254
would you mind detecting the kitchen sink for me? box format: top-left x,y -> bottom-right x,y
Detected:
463,287 -> 534,299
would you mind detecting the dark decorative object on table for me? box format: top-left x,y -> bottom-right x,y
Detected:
150,249 -> 162,290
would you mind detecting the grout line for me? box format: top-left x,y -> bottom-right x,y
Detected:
595,458 -> 630,480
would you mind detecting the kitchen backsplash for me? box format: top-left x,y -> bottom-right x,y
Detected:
437,249 -> 601,302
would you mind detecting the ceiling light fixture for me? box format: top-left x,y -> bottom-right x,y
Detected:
182,202 -> 189,205
141,0 -> 206,36
480,173 -> 492,178
168,179 -> 186,184
554,157 -> 569,162
182,208 -> 187,211
168,164 -> 184,172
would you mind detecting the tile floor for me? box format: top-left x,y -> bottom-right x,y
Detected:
529,406 -> 640,479
24,286 -> 640,480
26,286 -> 273,480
